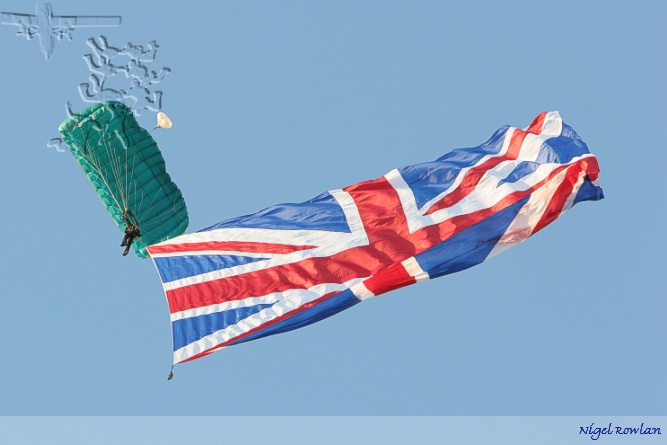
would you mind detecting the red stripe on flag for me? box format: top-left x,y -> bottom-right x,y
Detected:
364,262 -> 416,296
531,157 -> 600,236
530,174 -> 575,236
165,244 -> 393,313
147,240 -> 316,255
526,112 -> 548,134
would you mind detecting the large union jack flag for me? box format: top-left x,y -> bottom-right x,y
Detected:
147,111 -> 603,365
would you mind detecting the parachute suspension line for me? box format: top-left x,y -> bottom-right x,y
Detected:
120,112 -> 138,217
95,104 -> 134,221
132,196 -> 185,239
116,111 -> 166,245
91,126 -> 127,216
101,122 -> 126,207
92,121 -> 125,209
149,199 -> 186,222
125,116 -> 137,231
130,193 -> 187,241
94,108 -> 137,221
101,110 -> 131,212
96,128 -> 123,205
77,123 -> 125,213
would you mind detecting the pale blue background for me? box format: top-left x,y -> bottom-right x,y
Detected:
0,0 -> 664,421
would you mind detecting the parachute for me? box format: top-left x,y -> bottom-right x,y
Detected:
58,101 -> 188,258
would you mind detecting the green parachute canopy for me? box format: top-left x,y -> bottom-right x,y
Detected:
59,101 -> 188,258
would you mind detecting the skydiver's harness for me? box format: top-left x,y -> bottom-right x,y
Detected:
120,210 -> 140,256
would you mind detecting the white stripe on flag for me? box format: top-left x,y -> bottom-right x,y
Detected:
402,257 -> 429,282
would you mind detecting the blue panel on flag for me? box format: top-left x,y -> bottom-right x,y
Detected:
498,161 -> 541,186
200,192 -> 352,233
398,127 -> 509,209
416,197 -> 529,279
173,303 -> 276,350
535,125 -> 591,165
227,291 -> 361,347
154,254 -> 269,283
573,178 -> 604,205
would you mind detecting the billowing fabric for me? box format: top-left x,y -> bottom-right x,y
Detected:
147,111 -> 603,365
59,101 -> 189,258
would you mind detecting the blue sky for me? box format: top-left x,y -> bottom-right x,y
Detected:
0,0 -> 665,423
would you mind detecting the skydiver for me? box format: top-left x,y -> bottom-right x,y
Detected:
82,53 -> 120,79
78,74 -> 127,103
119,40 -> 159,63
118,59 -> 171,87
86,35 -> 122,65
120,211 -> 140,256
